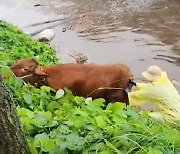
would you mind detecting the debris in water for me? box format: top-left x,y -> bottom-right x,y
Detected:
34,4 -> 41,7
62,28 -> 66,32
37,29 -> 55,42
69,52 -> 89,64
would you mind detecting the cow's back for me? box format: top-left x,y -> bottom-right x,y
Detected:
44,63 -> 132,100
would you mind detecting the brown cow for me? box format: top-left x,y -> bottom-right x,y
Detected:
10,59 -> 134,104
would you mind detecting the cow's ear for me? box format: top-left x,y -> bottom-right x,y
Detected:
35,66 -> 48,76
30,58 -> 39,65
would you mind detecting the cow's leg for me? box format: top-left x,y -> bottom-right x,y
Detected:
106,90 -> 129,105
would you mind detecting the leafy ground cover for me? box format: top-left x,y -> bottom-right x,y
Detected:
1,20 -> 180,154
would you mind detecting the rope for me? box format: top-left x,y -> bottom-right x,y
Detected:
85,87 -> 125,98
20,74 -> 34,79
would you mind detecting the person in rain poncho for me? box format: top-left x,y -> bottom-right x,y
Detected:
128,65 -> 180,123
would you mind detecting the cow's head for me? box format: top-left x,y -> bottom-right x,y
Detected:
10,59 -> 48,87
10,59 -> 39,77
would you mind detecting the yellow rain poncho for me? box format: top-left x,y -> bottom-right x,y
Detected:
129,72 -> 180,123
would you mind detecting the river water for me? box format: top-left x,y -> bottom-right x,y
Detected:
0,0 -> 180,82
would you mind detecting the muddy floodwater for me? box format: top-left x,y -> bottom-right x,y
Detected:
0,0 -> 180,82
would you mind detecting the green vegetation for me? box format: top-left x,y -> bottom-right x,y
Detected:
1,20 -> 180,154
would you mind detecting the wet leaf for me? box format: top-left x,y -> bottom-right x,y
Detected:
15,77 -> 23,88
55,89 -> 65,99
41,139 -> 55,152
112,114 -> 127,124
104,139 -> 123,154
100,150 -> 114,154
29,142 -> 38,154
23,93 -> 32,105
147,148 -> 163,154
107,102 -> 126,113
0,66 -> 13,77
17,108 -> 34,118
92,98 -> 105,106
95,115 -> 108,128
